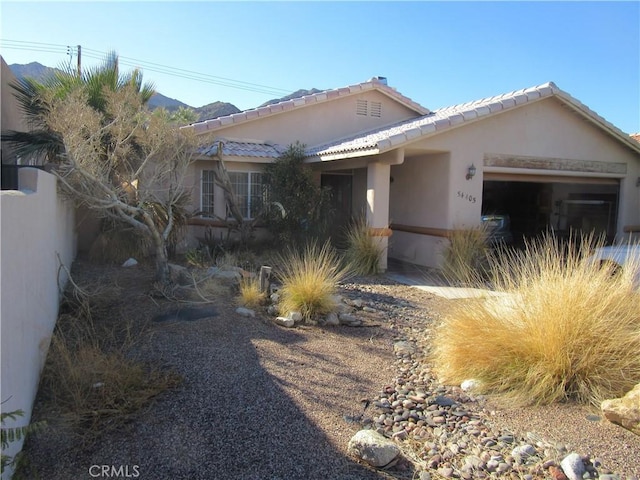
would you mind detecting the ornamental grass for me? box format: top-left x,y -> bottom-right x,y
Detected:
237,275 -> 266,309
344,216 -> 384,276
432,234 -> 640,407
441,226 -> 490,286
276,241 -> 350,321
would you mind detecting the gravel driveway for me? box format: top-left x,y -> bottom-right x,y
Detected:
18,264 -> 640,479
21,282 -> 400,479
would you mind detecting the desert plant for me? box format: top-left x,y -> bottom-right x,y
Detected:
344,216 -> 384,276
1,409 -> 46,474
263,142 -> 332,246
184,248 -> 210,268
276,241 -> 351,321
432,234 -> 640,407
441,226 -> 490,285
38,273 -> 180,443
89,220 -> 151,264
237,276 -> 265,309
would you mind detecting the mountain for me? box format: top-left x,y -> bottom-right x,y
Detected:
8,62 -> 322,122
9,62 -> 62,83
194,101 -> 241,121
147,93 -> 190,112
259,88 -> 323,107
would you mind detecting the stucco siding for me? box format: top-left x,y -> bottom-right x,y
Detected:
410,97 -> 640,235
0,169 -> 77,478
205,90 -> 420,148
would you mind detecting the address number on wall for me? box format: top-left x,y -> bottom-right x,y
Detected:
456,191 -> 477,203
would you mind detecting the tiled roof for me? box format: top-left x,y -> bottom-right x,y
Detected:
198,139 -> 284,158
189,78 -> 430,135
307,82 -> 640,160
631,133 -> 640,142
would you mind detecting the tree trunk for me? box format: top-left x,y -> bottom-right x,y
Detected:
153,239 -> 170,284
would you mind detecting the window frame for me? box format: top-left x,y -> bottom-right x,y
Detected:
226,170 -> 267,220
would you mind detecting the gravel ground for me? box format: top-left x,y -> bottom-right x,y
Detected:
19,264 -> 640,479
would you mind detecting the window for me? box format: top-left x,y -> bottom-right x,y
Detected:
228,171 -> 267,219
201,170 -> 216,215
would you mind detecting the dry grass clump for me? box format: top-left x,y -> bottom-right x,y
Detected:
432,234 -> 640,407
237,276 -> 265,308
276,241 -> 351,321
88,225 -> 150,264
344,216 -> 384,276
441,226 -> 490,286
39,276 -> 180,442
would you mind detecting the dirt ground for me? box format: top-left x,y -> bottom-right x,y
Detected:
16,257 -> 640,479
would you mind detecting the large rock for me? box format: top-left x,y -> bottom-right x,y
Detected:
348,429 -> 400,468
559,453 -> 585,480
207,266 -> 241,283
601,383 -> 640,436
274,316 -> 294,328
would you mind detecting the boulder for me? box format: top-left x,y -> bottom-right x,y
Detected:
601,383 -> 640,436
207,267 -> 241,283
324,313 -> 340,326
168,263 -> 190,285
122,258 -> 138,267
274,316 -> 294,328
461,379 -> 481,392
235,307 -> 255,318
347,429 -> 400,468
559,453 -> 585,480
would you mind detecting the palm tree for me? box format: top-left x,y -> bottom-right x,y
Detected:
1,51 -> 155,164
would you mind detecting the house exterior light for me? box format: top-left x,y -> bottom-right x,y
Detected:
466,164 -> 477,180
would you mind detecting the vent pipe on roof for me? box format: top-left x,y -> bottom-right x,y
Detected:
369,76 -> 388,85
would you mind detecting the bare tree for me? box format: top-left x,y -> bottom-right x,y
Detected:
44,84 -> 198,283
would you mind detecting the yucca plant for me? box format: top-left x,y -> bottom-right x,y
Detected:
276,241 -> 350,322
432,233 -> 640,407
344,216 -> 384,276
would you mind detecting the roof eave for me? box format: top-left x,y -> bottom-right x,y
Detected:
306,147 -> 381,162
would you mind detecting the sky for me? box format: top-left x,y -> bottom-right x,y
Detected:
1,1 -> 639,133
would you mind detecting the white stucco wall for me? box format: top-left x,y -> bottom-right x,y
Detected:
0,168 -> 76,478
388,98 -> 640,267
196,90 -> 420,148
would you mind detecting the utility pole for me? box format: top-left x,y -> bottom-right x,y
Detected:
77,45 -> 81,78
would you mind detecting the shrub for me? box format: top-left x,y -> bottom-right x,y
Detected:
432,234 -> 640,407
89,223 -> 151,264
263,142 -> 332,246
237,276 -> 265,309
276,241 -> 350,321
441,226 -> 490,285
38,277 -> 180,442
344,216 -> 383,276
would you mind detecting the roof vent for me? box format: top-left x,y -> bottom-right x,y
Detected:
369,76 -> 388,85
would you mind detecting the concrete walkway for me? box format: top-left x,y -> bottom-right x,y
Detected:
385,259 -> 499,300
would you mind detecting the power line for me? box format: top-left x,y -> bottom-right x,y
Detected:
0,39 -> 292,97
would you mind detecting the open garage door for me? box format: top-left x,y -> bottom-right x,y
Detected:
482,174 -> 619,245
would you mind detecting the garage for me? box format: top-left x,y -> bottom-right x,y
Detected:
482,174 -> 619,245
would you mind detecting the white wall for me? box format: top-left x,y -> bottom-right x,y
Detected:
0,168 -> 76,478
387,98 -> 640,267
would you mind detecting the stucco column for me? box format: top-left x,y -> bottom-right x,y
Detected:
366,161 -> 391,271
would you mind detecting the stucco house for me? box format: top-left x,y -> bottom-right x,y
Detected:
183,77 -> 640,270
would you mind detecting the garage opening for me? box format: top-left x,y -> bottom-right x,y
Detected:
482,177 -> 619,245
